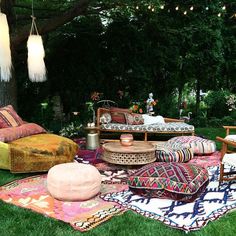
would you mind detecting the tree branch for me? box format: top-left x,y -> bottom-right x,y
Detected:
12,0 -> 91,48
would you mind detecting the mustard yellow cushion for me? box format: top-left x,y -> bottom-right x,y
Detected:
9,133 -> 78,173
0,141 -> 10,169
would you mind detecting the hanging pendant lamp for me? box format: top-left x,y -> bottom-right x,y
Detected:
27,1 -> 46,82
0,11 -> 12,82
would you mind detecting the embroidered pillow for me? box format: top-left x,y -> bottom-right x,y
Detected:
0,105 -> 24,128
100,112 -> 112,124
128,162 -> 209,202
110,107 -> 131,124
0,123 -> 46,143
125,113 -> 144,125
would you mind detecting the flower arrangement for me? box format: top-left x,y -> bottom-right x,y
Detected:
59,122 -> 82,138
129,102 -> 143,114
226,94 -> 236,111
86,91 -> 103,123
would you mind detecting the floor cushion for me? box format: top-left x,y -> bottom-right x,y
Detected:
167,136 -> 216,155
47,163 -> 102,201
152,142 -> 193,162
128,162 -> 209,202
8,133 -> 78,173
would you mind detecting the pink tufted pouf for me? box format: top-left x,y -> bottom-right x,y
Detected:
47,163 -> 102,201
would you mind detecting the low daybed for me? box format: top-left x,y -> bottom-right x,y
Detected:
96,107 -> 195,141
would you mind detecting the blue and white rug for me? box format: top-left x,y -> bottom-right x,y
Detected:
100,166 -> 236,232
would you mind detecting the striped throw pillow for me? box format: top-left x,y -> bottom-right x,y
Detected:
0,105 -> 24,128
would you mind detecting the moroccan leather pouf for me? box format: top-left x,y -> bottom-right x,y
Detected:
47,163 -> 102,201
167,136 -> 216,155
128,162 -> 209,202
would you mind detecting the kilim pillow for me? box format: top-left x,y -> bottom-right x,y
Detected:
0,105 -> 24,128
167,136 -> 216,155
125,113 -> 144,125
153,142 -> 193,162
110,107 -> 131,124
0,123 -> 46,143
128,162 -> 209,202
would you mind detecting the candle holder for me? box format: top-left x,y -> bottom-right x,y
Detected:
120,134 -> 134,146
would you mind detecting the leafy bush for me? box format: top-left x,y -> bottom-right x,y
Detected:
204,90 -> 230,118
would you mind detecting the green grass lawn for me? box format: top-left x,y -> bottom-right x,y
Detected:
1,128 -> 236,236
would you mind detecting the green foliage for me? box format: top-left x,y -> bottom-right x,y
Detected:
204,90 -> 231,118
59,122 -> 83,138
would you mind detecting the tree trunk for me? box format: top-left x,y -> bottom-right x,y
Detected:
0,0 -> 90,109
0,76 -> 17,109
195,78 -> 200,116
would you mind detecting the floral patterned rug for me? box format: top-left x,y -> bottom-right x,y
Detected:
0,175 -> 128,232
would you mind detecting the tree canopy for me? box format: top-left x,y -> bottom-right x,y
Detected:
0,0 -> 235,123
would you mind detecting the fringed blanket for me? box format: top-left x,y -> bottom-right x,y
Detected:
100,166 -> 236,232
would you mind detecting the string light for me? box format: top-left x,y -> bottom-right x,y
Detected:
131,3 -> 232,20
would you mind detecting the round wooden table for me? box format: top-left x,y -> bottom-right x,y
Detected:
102,141 -> 156,165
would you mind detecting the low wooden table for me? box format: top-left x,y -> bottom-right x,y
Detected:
102,141 -> 156,165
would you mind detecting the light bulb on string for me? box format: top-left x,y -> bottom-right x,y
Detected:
190,6 -> 194,11
135,6 -> 139,10
206,7 -> 209,11
151,8 -> 155,12
184,11 -> 187,15
222,6 -> 226,10
218,13 -> 221,17
148,5 -> 151,10
160,5 -> 164,10
175,6 -> 179,11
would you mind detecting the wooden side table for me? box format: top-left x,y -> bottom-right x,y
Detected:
102,141 -> 156,165
84,127 -> 100,150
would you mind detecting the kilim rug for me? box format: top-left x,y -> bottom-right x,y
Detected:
0,175 -> 128,232
100,165 -> 236,232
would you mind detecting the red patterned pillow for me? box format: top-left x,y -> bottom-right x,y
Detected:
128,162 -> 209,202
0,123 -> 46,143
125,113 -> 144,125
110,107 -> 131,124
0,105 -> 24,128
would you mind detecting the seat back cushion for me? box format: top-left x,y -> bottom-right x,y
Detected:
110,107 -> 131,124
128,162 -> 209,202
0,105 -> 24,128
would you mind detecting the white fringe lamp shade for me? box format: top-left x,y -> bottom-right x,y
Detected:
0,13 -> 12,82
27,34 -> 47,82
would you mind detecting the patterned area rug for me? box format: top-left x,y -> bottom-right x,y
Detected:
0,175 -> 128,232
101,166 -> 236,232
